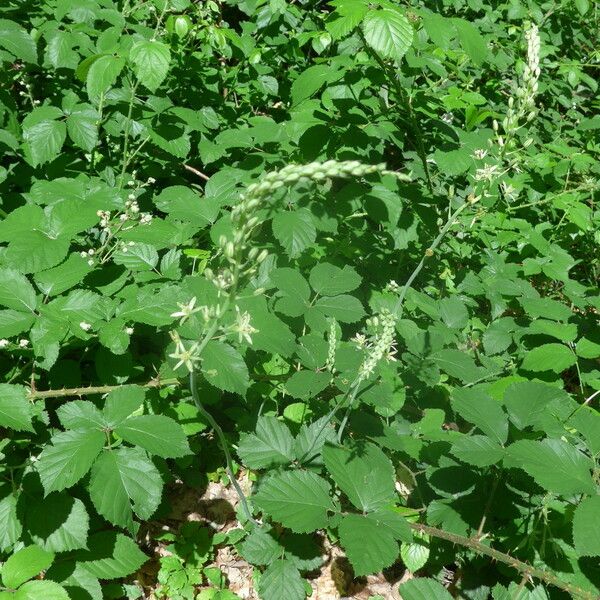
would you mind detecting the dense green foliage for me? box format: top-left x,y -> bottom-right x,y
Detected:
0,0 -> 598,598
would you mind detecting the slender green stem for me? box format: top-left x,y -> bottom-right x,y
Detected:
189,370 -> 257,525
410,523 -> 597,600
118,81 -> 140,189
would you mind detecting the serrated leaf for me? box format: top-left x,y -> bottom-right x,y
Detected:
201,340 -> 249,395
258,559 -> 306,600
285,370 -> 331,400
309,263 -> 361,296
451,435 -> 505,467
15,580 -> 69,600
362,8 -> 413,62
26,493 -> 89,552
503,381 -> 567,429
75,532 -> 147,579
0,19 -> 37,63
154,185 -> 219,226
89,447 -> 162,529
254,470 -> 334,533
103,385 -> 145,427
573,496 -> 600,557
1,545 -> 54,589
451,388 -> 508,444
129,40 -> 170,91
0,310 -> 35,338
506,439 -> 595,495
66,109 -> 99,151
0,384 -> 34,432
0,269 -> 37,312
521,343 -> 576,373
294,416 -> 336,464
23,119 -> 66,167
323,442 -> 396,512
115,414 -> 191,458
238,527 -> 283,566
57,400 -> 105,430
37,429 -> 105,495
399,577 -> 453,600
400,538 -> 430,572
34,254 -> 92,297
0,495 -> 22,551
313,294 -> 364,323
113,243 -> 159,271
237,416 -> 295,469
338,513 -> 398,576
86,55 -> 124,102
272,209 -> 316,258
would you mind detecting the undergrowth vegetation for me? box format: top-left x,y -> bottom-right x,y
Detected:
0,0 -> 599,598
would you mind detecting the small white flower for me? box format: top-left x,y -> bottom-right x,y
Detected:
231,307 -> 258,345
473,148 -> 488,160
127,180 -> 135,186
80,251 -> 87,258
474,163 -> 501,182
87,259 -> 95,266
0,339 -> 9,349
125,326 -> 134,335
168,336 -> 201,373
119,214 -> 129,222
79,322 -> 92,332
87,249 -> 95,256
128,193 -> 136,201
130,202 -> 140,213
19,339 -> 29,348
170,297 -> 203,325
140,213 -> 152,224
441,112 -> 454,124
147,177 -> 156,184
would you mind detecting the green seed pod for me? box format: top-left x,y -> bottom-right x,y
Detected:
166,14 -> 192,39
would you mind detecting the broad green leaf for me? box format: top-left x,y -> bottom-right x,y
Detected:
290,64 -> 343,106
4,230 -> 70,274
576,336 -> 600,359
89,447 -> 162,529
503,381 -> 567,429
113,243 -> 159,271
399,578 -> 453,600
34,254 -> 92,297
439,296 -> 469,329
285,370 -> 331,400
451,435 -> 505,467
326,1 -> 368,40
238,528 -> 283,566
75,532 -> 147,579
573,496 -> 600,557
400,538 -> 430,572
432,349 -> 485,384
103,385 -> 145,427
519,297 -> 573,321
115,414 -> 191,458
323,442 -> 396,512
129,40 -> 170,91
451,388 -> 508,444
26,493 -> 89,552
201,340 -> 249,395
37,429 -> 105,495
15,580 -> 69,600
506,439 -> 595,495
0,495 -> 22,551
272,208 -> 316,258
1,545 -> 54,589
0,269 -> 37,312
362,8 -> 413,62
294,416 -> 336,464
0,310 -> 35,338
521,343 -> 576,373
338,513 -> 398,576
237,416 -> 295,469
309,263 -> 361,296
271,267 -> 310,317
313,294 -> 365,323
66,108 -> 99,152
0,19 -> 37,63
0,384 -> 34,432
86,55 -> 125,102
453,19 -> 488,65
258,559 -> 305,600
57,400 -> 105,430
23,119 -> 66,167
154,185 -> 220,226
254,470 -> 334,533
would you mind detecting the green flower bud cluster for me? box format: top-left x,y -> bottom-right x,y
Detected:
358,309 -> 397,380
